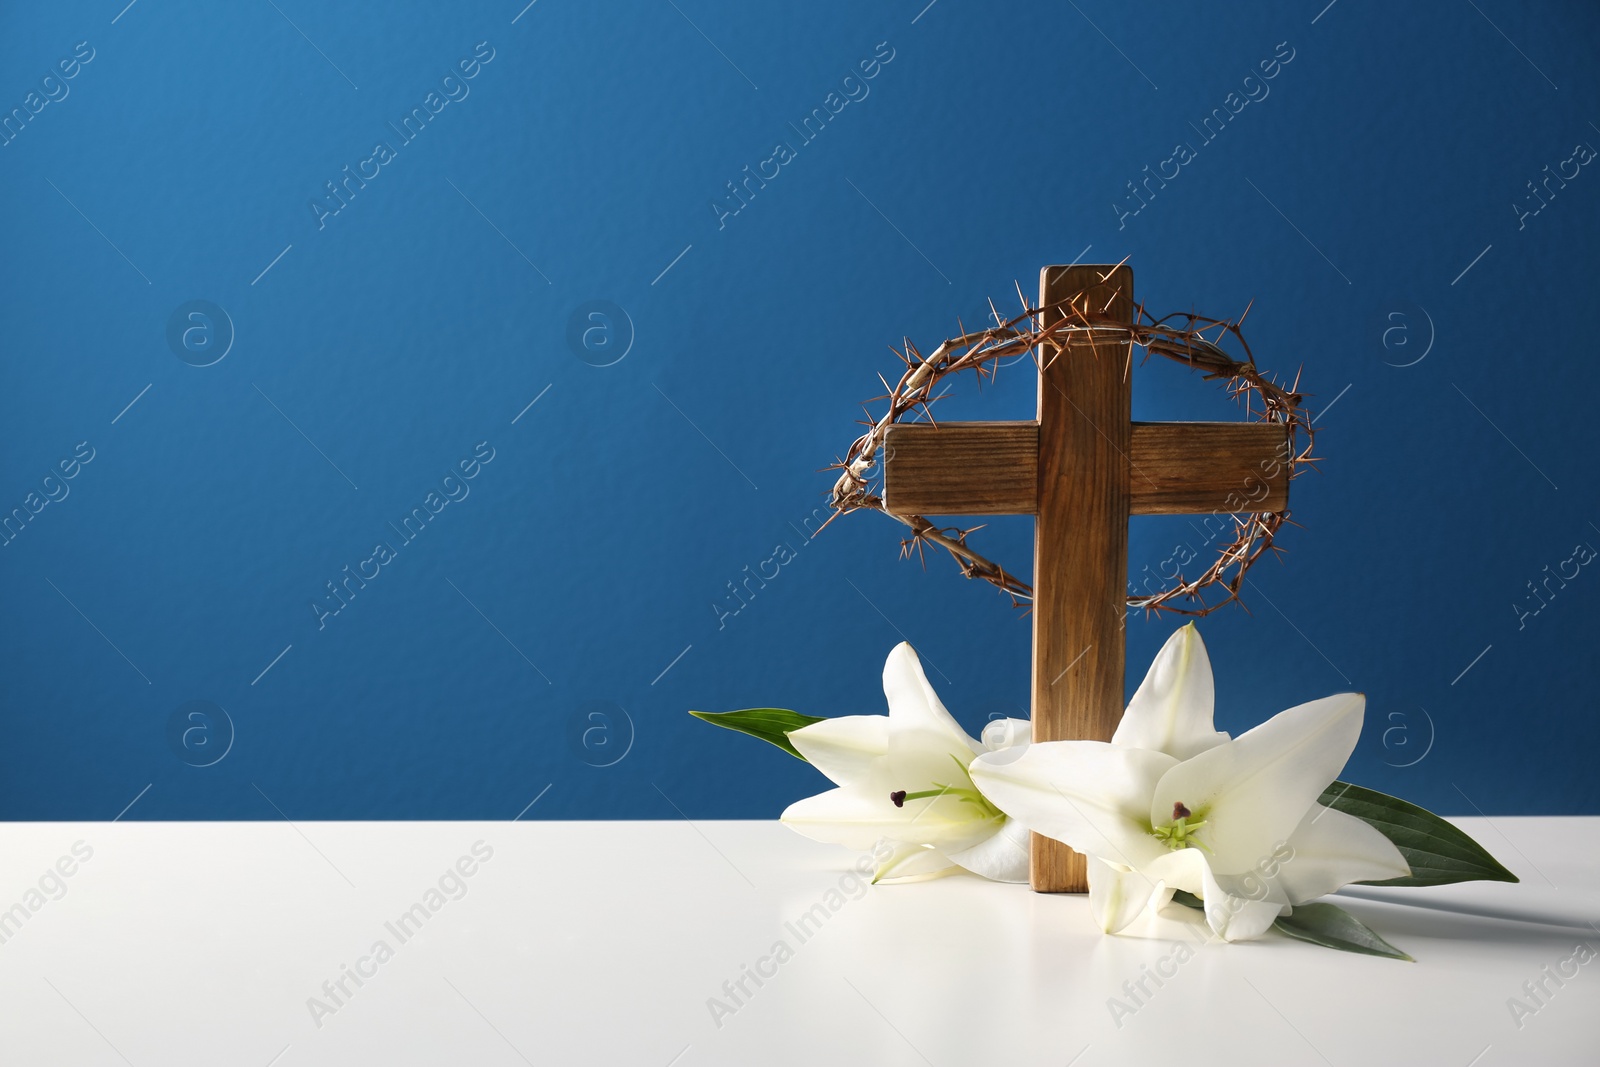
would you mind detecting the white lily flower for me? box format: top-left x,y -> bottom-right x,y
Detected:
780,642 -> 1032,883
969,624 -> 1409,940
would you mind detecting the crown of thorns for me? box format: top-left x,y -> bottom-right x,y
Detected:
823,284 -> 1317,616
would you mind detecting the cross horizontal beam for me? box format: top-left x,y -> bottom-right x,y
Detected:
881,421 -> 1290,516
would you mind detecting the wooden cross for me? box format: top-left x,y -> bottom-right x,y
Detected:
881,265 -> 1291,893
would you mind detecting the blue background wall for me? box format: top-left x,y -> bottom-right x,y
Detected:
2,0 -> 1595,822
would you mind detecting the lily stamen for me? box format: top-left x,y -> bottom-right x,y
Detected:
890,787 -> 947,808
1152,800 -> 1212,852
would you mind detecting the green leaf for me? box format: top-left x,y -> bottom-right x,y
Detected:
1318,781 -> 1520,888
1273,902 -> 1413,961
1167,891 -> 1411,961
688,708 -> 826,760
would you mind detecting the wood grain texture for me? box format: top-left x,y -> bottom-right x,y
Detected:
882,421 -> 1290,515
1128,422 -> 1291,514
1031,264 -> 1133,894
882,422 -> 1038,514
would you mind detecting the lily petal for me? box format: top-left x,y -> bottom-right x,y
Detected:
1088,857 -> 1162,933
1113,623 -> 1229,761
946,817 -> 1030,883
788,715 -> 889,789
883,643 -> 981,753
1117,895 -> 1212,942
1154,848 -> 1282,942
1150,693 -> 1368,876
1205,891 -> 1281,941
886,724 -> 979,784
981,717 -> 1031,752
970,741 -> 1177,871
780,787 -> 904,850
881,724 -> 998,851
785,735 -> 998,854
1274,804 -> 1411,903
874,840 -> 958,882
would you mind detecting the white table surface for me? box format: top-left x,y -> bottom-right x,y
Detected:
0,817 -> 1595,1066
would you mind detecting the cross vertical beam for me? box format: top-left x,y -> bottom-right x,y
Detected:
1031,264 -> 1133,893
